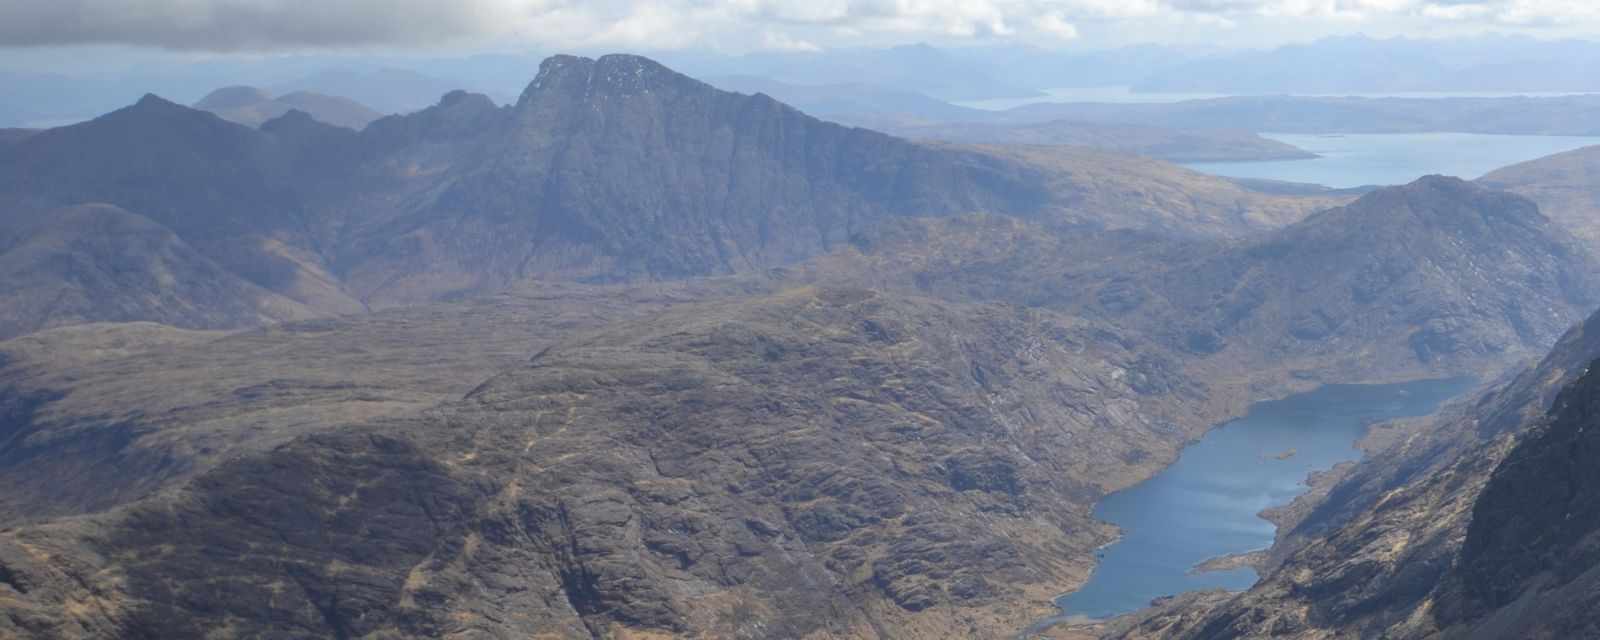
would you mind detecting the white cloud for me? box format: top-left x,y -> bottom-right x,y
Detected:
7,0 -> 1600,51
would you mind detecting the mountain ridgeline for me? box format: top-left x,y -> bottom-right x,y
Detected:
0,53 -> 1334,339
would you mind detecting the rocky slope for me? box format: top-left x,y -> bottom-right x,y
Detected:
0,283 -> 1243,639
795,176 -> 1600,387
1479,144 -> 1600,252
0,204 -> 318,339
0,178 -> 1589,638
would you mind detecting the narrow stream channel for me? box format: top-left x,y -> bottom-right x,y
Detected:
1052,377 -> 1475,621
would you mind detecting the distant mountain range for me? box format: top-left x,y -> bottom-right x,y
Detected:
193,86 -> 383,129
0,54 -> 1330,339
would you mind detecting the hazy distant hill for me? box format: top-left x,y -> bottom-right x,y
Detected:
271,68 -> 464,114
194,85 -> 383,129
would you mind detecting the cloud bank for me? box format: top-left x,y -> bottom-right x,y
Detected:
2,0 -> 1598,51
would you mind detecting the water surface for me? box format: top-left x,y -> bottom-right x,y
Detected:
955,86 -> 1600,111
1183,133 -> 1600,188
1055,377 -> 1474,620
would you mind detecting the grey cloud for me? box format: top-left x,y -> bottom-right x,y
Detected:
0,0 -> 512,50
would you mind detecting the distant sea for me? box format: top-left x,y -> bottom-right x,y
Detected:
1183,132 -> 1600,189
954,86 -> 1600,111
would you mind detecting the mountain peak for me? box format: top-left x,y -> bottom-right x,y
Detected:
112,93 -> 209,123
1323,174 -> 1549,232
259,108 -> 319,131
134,93 -> 182,110
195,86 -> 273,111
517,53 -> 706,108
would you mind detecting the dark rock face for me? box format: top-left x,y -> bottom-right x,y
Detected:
1431,360 -> 1600,637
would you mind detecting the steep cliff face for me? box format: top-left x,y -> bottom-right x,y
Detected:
1430,360 -> 1600,639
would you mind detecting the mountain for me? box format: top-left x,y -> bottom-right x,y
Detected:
270,67 -> 464,114
807,176 -> 1600,384
0,175 -> 1590,638
0,53 -> 1335,337
1138,176 -> 1598,373
0,129 -> 35,146
0,204 -> 318,339
327,53 -> 1056,304
1480,144 -> 1600,252
194,85 -> 383,130
0,94 -> 367,318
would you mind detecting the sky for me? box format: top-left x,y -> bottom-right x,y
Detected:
6,0 -> 1600,60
